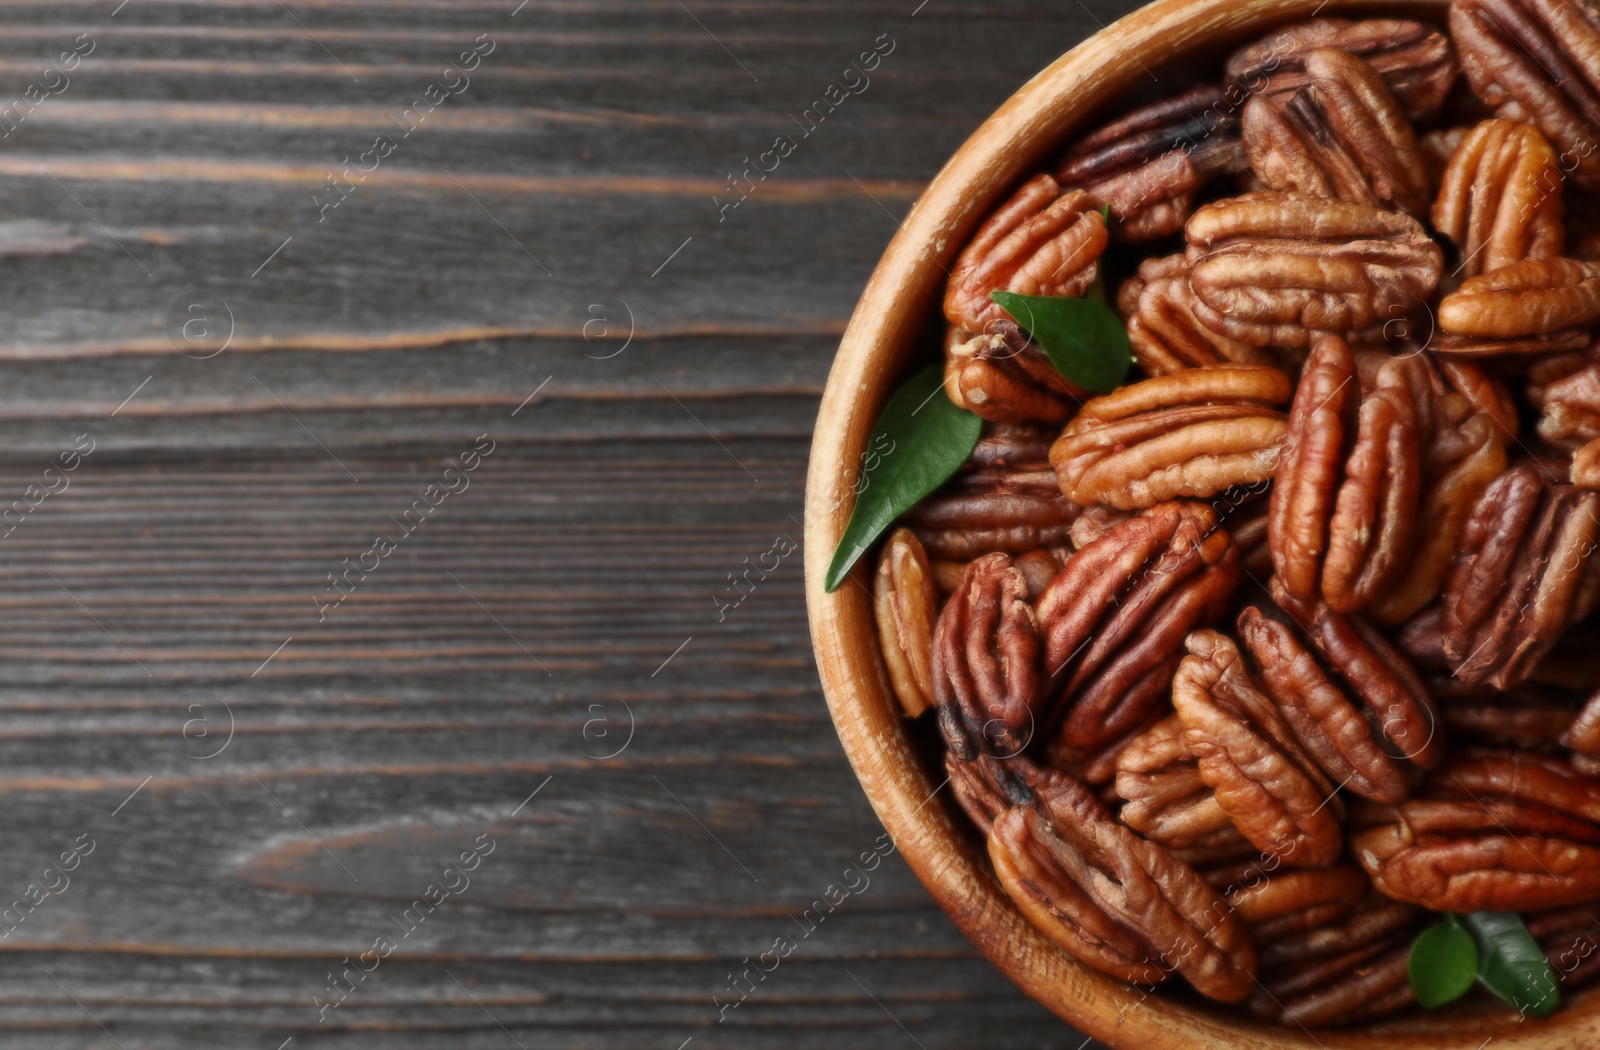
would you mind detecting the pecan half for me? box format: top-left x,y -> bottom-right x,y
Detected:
1118,255 -> 1282,376
1172,630 -> 1344,868
1369,382 -> 1510,625
1224,865 -> 1370,942
1225,18 -> 1459,124
944,174 -> 1107,334
1114,715 -> 1238,850
1354,751 -> 1600,911
1451,0 -> 1600,193
1441,466 -> 1600,687
1576,437 -> 1600,489
907,423 -> 1080,560
1438,258 -> 1600,339
1534,347 -> 1600,447
1530,905 -> 1600,991
875,528 -> 938,718
1050,365 -> 1290,510
1242,49 -> 1430,218
1185,193 -> 1443,349
1036,502 -> 1241,762
1433,119 -> 1566,279
988,762 -> 1257,1001
942,320 -> 1086,424
932,553 -> 1042,760
1269,335 -> 1423,614
1058,85 -> 1249,243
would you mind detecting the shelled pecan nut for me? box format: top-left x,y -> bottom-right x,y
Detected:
1248,917 -> 1417,1026
1437,356 -> 1521,441
1451,0 -> 1600,193
1185,193 -> 1443,349
1444,691 -> 1580,750
907,423 -> 1081,560
1441,466 -> 1600,687
1115,715 -> 1238,849
1369,387 -> 1509,625
1057,85 -> 1249,243
1529,905 -> 1600,991
944,174 -> 1107,333
1050,365 -> 1291,510
1172,630 -> 1344,867
1353,751 -> 1600,911
1433,118 -> 1566,278
1118,255 -> 1282,376
1561,688 -> 1600,759
1534,348 -> 1600,446
1268,335 -> 1423,614
1242,49 -> 1431,218
1576,437 -> 1600,488
987,762 -> 1257,1000
1226,18 -> 1459,124
942,321 -> 1086,424
1036,502 -> 1242,758
1224,865 -> 1370,941
932,553 -> 1043,760
874,528 -> 939,718
1438,258 -> 1600,339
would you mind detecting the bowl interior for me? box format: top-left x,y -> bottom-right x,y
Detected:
802,0 -> 1600,1046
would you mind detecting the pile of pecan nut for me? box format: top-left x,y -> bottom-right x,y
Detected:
874,2 -> 1600,1026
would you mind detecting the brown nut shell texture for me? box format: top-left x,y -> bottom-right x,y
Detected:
1184,192 -> 1443,349
1050,364 -> 1291,511
1242,48 -> 1431,218
943,174 -> 1107,334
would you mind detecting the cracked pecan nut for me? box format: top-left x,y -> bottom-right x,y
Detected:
1354,751 -> 1600,911
1035,501 -> 1242,761
1438,258 -> 1600,340
1050,365 -> 1291,510
1369,377 -> 1510,625
1057,85 -> 1250,243
944,174 -> 1108,334
1433,119 -> 1566,279
1452,0 -> 1600,193
874,528 -> 938,718
942,321 -> 1086,424
931,552 -> 1043,761
1269,335 -> 1423,614
988,761 -> 1257,1001
1118,255 -> 1283,376
1172,630 -> 1344,868
1115,715 -> 1239,851
1242,48 -> 1431,218
1441,466 -> 1600,688
1185,193 -> 1443,349
907,423 -> 1080,560
1226,18 -> 1459,125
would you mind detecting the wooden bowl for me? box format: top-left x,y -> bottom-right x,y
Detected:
803,0 -> 1600,1045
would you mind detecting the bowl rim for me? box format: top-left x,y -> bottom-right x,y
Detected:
801,0 -> 1600,1046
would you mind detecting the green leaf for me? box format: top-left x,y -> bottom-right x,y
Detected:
1409,914 -> 1478,1008
988,290 -> 1131,394
824,364 -> 982,592
1463,911 -> 1560,1018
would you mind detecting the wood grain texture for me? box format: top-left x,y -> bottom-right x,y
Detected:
0,0 -> 1146,1046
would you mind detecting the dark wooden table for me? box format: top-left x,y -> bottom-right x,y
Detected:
0,1 -> 1141,1045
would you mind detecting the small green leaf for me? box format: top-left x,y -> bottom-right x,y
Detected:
1409,914 -> 1478,1008
1463,911 -> 1560,1018
989,290 -> 1131,394
824,364 -> 982,592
